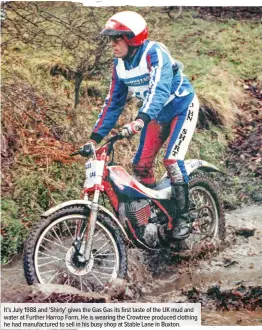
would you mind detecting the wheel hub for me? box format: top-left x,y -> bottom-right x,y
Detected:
192,205 -> 214,234
65,247 -> 94,275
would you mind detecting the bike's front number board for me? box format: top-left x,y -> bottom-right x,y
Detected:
84,159 -> 105,188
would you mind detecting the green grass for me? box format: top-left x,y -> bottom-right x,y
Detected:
188,126 -> 228,166
1,157 -> 85,263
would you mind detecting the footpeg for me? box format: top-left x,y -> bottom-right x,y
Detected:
172,219 -> 190,240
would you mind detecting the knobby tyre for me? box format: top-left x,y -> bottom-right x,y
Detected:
23,206 -> 127,292
186,172 -> 226,251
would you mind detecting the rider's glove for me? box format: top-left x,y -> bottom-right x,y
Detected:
79,139 -> 97,157
121,119 -> 144,137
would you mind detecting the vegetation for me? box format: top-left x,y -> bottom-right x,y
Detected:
1,4 -> 261,263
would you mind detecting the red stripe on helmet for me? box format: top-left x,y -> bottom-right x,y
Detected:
126,26 -> 148,46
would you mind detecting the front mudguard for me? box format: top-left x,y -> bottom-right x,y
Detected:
42,199 -> 129,241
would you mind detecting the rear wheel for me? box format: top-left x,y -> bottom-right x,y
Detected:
24,206 -> 127,292
185,173 -> 225,251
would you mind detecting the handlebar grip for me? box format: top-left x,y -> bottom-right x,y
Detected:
70,151 -> 80,156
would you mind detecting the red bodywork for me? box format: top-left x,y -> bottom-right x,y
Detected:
82,141 -> 174,239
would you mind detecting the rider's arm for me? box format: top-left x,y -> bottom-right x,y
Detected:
136,45 -> 173,125
90,60 -> 128,144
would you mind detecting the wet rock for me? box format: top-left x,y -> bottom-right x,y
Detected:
182,284 -> 262,311
140,287 -> 147,294
207,284 -> 222,299
124,287 -> 134,300
103,278 -> 127,300
232,290 -> 244,298
251,191 -> 262,202
224,260 -> 239,267
184,287 -> 201,300
236,228 -> 256,237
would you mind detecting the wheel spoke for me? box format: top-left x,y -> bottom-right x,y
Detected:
41,268 -> 61,275
93,229 -> 102,239
80,276 -> 83,291
82,280 -> 92,292
93,242 -> 110,255
64,222 -> 74,239
39,244 -> 61,257
94,257 -> 115,262
95,252 -> 115,256
96,266 -> 116,271
43,237 -> 68,250
48,270 -> 64,283
38,258 -> 64,267
90,271 -> 106,287
51,228 -> 65,246
38,251 -> 62,261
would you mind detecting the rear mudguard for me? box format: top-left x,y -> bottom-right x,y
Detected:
42,200 -> 130,241
185,159 -> 222,175
156,159 -> 222,193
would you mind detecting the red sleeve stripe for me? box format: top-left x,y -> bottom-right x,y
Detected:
146,54 -> 152,71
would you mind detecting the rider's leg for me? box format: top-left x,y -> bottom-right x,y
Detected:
133,120 -> 167,187
164,94 -> 199,239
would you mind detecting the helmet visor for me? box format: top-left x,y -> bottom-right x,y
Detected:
100,28 -> 134,39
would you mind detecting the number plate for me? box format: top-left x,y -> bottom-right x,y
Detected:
84,159 -> 104,188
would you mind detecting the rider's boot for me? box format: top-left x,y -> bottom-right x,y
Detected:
172,182 -> 190,240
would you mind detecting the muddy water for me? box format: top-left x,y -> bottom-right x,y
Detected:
134,205 -> 262,326
1,205 -> 262,326
201,310 -> 262,326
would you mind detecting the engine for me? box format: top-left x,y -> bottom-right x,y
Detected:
125,199 -> 151,227
118,199 -> 167,247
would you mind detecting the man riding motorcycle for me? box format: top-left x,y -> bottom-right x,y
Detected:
84,11 -> 199,240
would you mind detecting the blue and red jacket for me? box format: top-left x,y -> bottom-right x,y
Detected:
90,40 -> 194,143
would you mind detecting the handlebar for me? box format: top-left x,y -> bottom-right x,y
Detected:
70,133 -> 124,157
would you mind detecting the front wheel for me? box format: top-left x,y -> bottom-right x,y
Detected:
24,206 -> 127,292
185,173 -> 226,251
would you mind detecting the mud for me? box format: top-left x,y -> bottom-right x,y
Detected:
1,205 -> 262,325
134,205 -> 262,325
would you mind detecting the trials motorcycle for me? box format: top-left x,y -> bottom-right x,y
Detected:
24,134 -> 225,292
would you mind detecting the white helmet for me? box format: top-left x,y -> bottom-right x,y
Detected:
100,11 -> 148,46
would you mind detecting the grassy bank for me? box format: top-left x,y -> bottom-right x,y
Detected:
1,5 -> 262,263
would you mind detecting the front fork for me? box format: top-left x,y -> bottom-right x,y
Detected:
72,189 -> 101,263
83,189 -> 100,260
